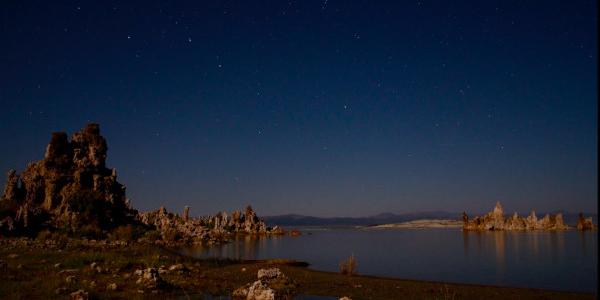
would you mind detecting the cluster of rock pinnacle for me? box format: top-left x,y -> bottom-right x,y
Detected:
0,124 -> 136,235
0,124 -> 279,241
462,202 -> 595,231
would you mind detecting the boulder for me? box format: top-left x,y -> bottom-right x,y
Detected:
247,281 -> 276,300
70,289 -> 89,300
257,268 -> 284,281
168,263 -> 188,274
233,268 -> 296,300
135,268 -> 167,290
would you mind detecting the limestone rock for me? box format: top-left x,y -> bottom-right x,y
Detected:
212,205 -> 270,234
139,205 -> 279,244
232,285 -> 250,298
233,268 -> 296,300
70,289 -> 89,300
1,170 -> 20,205
183,206 -> 190,221
247,281 -> 276,300
135,268 -> 167,290
258,268 -> 284,281
577,213 -> 596,231
0,124 -> 137,236
139,206 -> 210,243
168,263 -> 188,274
463,202 -> 569,231
55,287 -> 68,295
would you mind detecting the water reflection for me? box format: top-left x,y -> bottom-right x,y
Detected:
461,231 -> 568,262
181,228 -> 597,293
192,234 -> 288,260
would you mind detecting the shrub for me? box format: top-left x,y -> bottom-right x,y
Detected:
110,225 -> 135,241
36,230 -> 69,248
143,230 -> 161,241
78,225 -> 105,239
339,254 -> 357,275
161,228 -> 180,242
36,229 -> 53,241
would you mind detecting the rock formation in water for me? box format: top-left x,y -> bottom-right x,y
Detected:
462,202 -> 568,231
209,205 -> 269,233
0,124 -> 137,236
139,205 -> 283,244
576,213 -> 596,231
139,206 -> 211,243
0,123 -> 283,242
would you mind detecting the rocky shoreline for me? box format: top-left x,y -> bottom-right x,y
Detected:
0,124 -> 282,245
0,124 -> 597,299
0,237 -> 595,300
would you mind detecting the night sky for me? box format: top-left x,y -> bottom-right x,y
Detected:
0,1 -> 597,217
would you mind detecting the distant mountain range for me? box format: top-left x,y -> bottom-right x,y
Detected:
263,211 -> 460,227
263,211 -> 597,227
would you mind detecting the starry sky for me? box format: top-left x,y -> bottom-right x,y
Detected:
0,1 -> 597,217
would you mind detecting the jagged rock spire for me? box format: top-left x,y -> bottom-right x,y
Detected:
0,123 -> 136,235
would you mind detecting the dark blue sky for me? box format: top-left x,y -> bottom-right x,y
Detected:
0,1 -> 597,217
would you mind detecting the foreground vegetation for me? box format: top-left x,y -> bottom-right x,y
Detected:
0,236 -> 595,300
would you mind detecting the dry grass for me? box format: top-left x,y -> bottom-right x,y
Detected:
109,225 -> 134,241
161,228 -> 181,242
339,254 -> 357,275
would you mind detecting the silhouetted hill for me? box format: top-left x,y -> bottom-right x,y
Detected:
263,211 -> 597,227
263,211 -> 460,226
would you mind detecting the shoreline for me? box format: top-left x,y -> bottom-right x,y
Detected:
0,239 -> 595,299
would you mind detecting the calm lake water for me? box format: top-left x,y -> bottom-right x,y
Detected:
181,228 -> 598,293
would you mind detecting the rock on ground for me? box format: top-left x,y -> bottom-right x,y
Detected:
135,268 -> 167,290
233,267 -> 296,300
70,289 -> 89,300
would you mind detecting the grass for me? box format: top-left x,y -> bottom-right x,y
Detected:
339,254 -> 357,275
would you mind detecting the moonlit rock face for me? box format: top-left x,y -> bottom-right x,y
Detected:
246,281 -> 275,300
257,268 -> 283,281
463,202 -> 569,231
492,201 -> 504,217
0,123 -> 136,235
577,214 -> 597,231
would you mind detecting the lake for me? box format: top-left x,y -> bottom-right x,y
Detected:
180,228 -> 598,293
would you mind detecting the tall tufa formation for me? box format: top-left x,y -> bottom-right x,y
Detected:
0,124 -> 137,235
462,202 -> 568,231
138,205 -> 279,244
576,213 -> 596,231
209,205 -> 267,233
